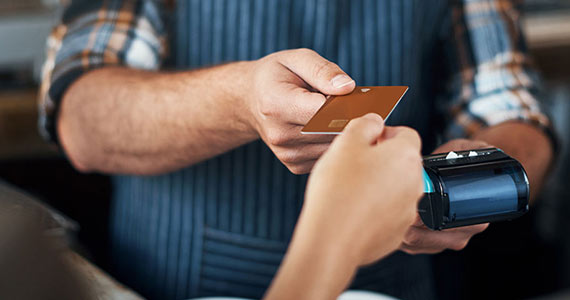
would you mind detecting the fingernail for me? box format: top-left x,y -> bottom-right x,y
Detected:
362,113 -> 383,121
331,75 -> 354,89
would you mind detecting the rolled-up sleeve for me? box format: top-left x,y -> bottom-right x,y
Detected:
39,0 -> 167,144
441,0 -> 556,147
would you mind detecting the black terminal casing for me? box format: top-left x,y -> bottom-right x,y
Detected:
418,148 -> 529,230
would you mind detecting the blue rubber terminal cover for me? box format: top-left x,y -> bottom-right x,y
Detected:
423,169 -> 434,193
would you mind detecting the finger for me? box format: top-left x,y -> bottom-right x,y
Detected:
274,143 -> 332,165
412,216 -> 489,234
442,223 -> 489,235
340,114 -> 386,146
263,81 -> 327,126
284,88 -> 328,125
278,49 -> 356,95
412,214 -> 426,227
381,126 -> 422,151
287,159 -> 319,175
468,140 -> 491,149
292,133 -> 336,145
432,139 -> 490,154
267,125 -> 336,146
402,226 -> 483,253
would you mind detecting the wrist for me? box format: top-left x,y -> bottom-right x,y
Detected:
227,60 -> 260,137
267,218 -> 359,300
298,197 -> 365,269
178,60 -> 259,139
294,210 -> 362,274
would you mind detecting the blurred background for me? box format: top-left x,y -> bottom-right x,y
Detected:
0,0 -> 569,299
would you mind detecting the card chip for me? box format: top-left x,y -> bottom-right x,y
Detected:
328,119 -> 349,128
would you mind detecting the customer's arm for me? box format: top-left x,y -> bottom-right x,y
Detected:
265,114 -> 424,300
43,1 -> 355,175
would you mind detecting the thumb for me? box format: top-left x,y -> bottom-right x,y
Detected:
278,48 -> 356,95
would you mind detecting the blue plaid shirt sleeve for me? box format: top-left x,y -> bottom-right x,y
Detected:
442,0 -> 556,147
39,0 -> 167,144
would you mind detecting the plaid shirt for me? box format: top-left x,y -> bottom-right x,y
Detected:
39,0 -> 554,146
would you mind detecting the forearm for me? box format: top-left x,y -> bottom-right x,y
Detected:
472,121 -> 554,201
58,63 -> 257,175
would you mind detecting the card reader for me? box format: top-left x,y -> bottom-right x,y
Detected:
419,148 -> 529,230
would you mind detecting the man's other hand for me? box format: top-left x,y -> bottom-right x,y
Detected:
400,138 -> 490,254
245,49 -> 356,174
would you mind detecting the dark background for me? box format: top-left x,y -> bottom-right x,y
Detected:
1,1 -> 569,299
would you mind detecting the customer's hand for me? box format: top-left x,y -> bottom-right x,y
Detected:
301,114 -> 424,266
245,49 -> 356,174
399,139 -> 490,254
264,115 -> 424,300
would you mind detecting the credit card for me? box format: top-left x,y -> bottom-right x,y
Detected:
301,86 -> 408,134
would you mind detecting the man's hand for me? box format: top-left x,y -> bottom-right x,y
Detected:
245,49 -> 356,174
265,114 -> 424,300
400,138 -> 490,254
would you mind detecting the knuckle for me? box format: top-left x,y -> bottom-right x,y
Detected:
344,118 -> 367,133
280,150 -> 300,164
356,116 -> 379,128
450,240 -> 469,251
396,154 -> 421,174
404,230 -> 422,246
265,50 -> 286,61
409,130 -> 422,145
404,126 -> 420,137
402,248 -> 420,255
450,139 -> 470,147
295,48 -> 316,56
258,101 -> 278,118
258,106 -> 271,118
312,59 -> 333,79
400,146 -> 421,161
287,165 -> 301,174
406,209 -> 418,225
266,130 -> 289,146
414,185 -> 425,200
288,164 -> 308,175
253,56 -> 273,75
475,224 -> 490,233
67,154 -> 92,173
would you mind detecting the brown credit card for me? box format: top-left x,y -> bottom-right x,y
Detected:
301,86 -> 408,134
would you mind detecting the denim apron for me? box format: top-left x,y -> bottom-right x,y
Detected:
111,1 -> 450,299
